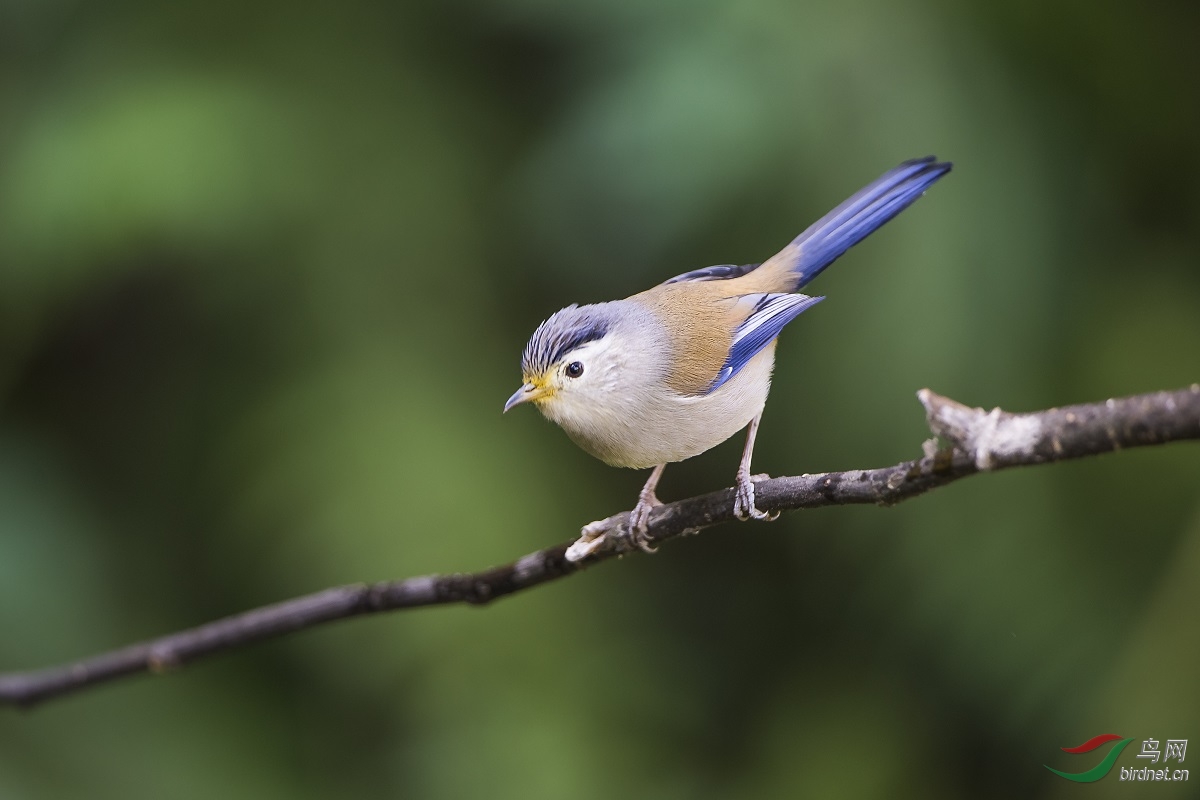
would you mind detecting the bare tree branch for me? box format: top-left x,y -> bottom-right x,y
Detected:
2,385 -> 1197,709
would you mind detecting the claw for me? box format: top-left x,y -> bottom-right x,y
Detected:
627,494 -> 662,553
734,474 -> 779,522
568,477 -> 667,561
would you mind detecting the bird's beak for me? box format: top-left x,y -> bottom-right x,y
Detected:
504,382 -> 547,413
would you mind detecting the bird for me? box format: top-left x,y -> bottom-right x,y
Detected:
504,156 -> 951,555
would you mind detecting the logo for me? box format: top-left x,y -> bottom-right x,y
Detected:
1045,734 -> 1188,783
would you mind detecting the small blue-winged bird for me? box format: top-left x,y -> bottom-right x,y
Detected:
505,156 -> 951,557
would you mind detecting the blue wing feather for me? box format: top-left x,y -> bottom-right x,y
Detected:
707,293 -> 824,393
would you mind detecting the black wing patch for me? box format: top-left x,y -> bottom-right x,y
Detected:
663,263 -> 761,285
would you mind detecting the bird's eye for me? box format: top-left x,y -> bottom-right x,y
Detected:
565,361 -> 584,378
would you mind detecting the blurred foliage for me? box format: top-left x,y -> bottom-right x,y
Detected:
0,0 -> 1198,797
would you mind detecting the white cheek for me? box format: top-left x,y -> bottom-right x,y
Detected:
587,359 -> 623,393
564,341 -> 626,394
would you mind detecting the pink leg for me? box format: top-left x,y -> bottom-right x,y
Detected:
628,463 -> 666,552
734,413 -> 778,522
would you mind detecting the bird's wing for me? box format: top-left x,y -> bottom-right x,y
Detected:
661,263 -> 761,285
706,293 -> 824,393
628,281 -> 737,395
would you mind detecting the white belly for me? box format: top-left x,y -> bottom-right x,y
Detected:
548,344 -> 776,469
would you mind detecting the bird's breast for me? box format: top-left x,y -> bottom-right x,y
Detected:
546,344 -> 777,469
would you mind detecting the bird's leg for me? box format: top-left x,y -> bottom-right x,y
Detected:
567,465 -> 666,561
628,463 -> 667,552
734,413 -> 779,522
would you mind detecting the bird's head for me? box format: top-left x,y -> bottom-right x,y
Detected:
504,302 -> 650,419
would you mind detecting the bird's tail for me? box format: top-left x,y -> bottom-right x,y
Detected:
743,157 -> 951,293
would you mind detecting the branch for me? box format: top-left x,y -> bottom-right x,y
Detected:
2,385 -> 1197,709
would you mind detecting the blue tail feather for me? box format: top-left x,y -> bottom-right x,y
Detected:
790,156 -> 951,289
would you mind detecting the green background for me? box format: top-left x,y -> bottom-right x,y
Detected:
1,1 -> 1197,797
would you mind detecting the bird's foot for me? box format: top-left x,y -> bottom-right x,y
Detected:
627,491 -> 663,553
734,472 -> 780,522
565,485 -> 664,562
